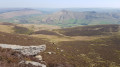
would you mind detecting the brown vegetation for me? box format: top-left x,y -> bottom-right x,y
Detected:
0,32 -> 49,46
34,30 -> 59,35
57,24 -> 120,36
43,35 -> 120,67
0,22 -> 15,25
13,26 -> 33,35
0,24 -> 120,67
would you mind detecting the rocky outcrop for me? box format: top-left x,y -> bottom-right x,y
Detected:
0,44 -> 46,56
0,44 -> 47,67
19,61 -> 46,67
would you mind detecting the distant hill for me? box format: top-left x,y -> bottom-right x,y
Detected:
0,8 -> 26,13
0,8 -> 42,19
1,8 -> 120,27
39,10 -> 120,27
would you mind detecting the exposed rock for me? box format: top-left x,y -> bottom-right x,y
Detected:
0,44 -> 47,67
47,52 -> 56,55
60,50 -> 64,52
19,60 -> 46,67
35,55 -> 42,60
0,44 -> 46,56
47,52 -> 52,54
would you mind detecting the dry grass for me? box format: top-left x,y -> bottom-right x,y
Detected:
70,35 -> 109,41
0,25 -> 14,33
31,34 -> 70,43
17,24 -> 61,31
31,34 -> 106,43
0,32 -> 50,46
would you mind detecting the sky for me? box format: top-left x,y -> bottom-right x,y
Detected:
0,0 -> 120,8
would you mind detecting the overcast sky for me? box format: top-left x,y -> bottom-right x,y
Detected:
0,0 -> 120,8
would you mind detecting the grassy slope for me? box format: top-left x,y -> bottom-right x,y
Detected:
0,33 -> 119,67
17,24 -> 61,31
31,25 -> 120,67
0,32 -> 49,46
51,35 -> 120,67
0,24 -> 120,67
57,24 -> 120,36
0,25 -> 14,33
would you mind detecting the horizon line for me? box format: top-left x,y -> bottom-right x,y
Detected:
0,7 -> 120,9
